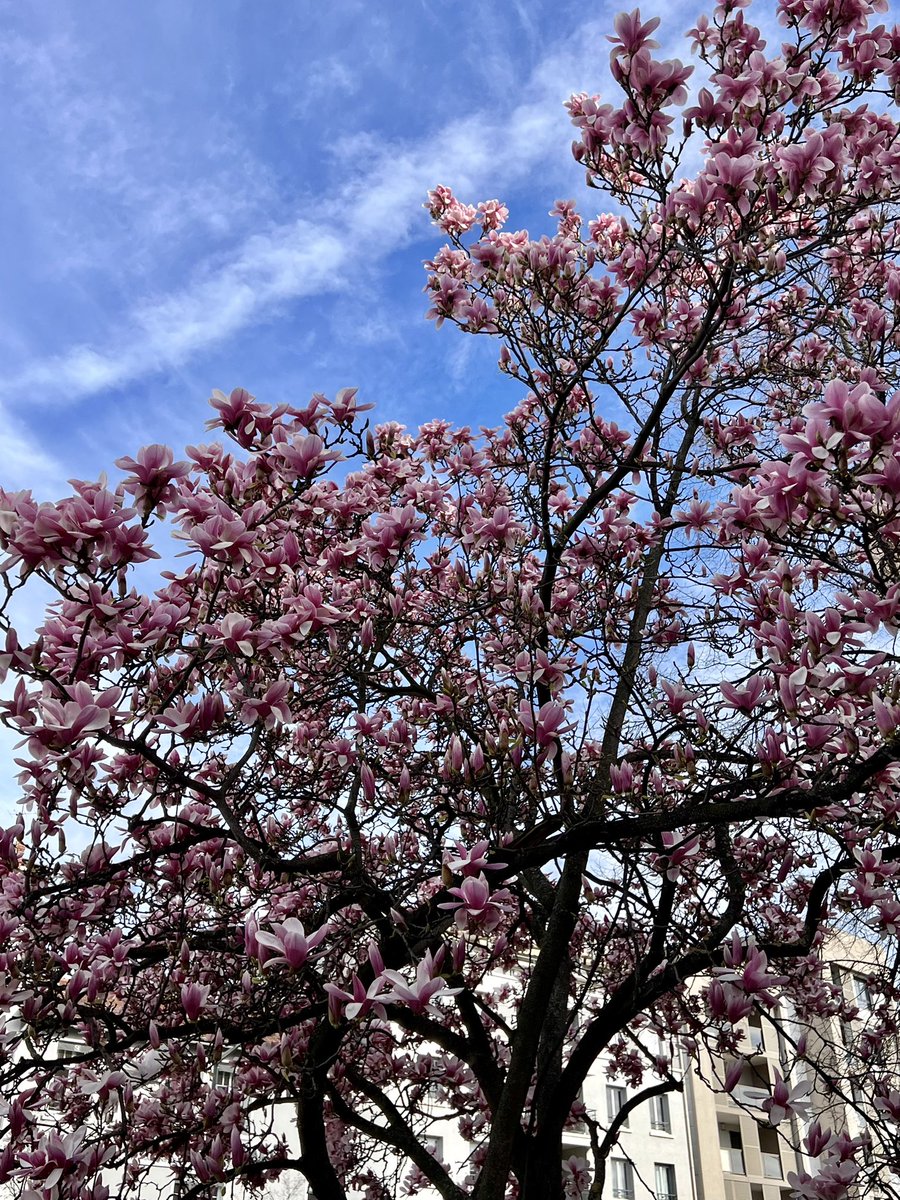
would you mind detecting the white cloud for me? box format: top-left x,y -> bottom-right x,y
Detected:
1,28 -> 277,282
14,222 -> 348,400
0,402 -> 65,493
7,28 -> 605,406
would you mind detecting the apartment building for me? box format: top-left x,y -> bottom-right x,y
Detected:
686,1008 -> 802,1200
295,1029 -> 699,1200
372,936 -> 893,1199
562,1043 -> 699,1200
16,937 -> 893,1200
249,1012 -> 802,1200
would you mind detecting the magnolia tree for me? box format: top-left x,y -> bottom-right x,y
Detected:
3,0 -> 900,1197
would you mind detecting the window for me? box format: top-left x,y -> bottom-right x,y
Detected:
853,975 -> 875,1011
747,1014 -> 765,1052
607,1084 -> 629,1128
211,1060 -> 235,1090
762,1152 -> 783,1180
56,1040 -> 83,1062
649,1092 -> 671,1133
424,1135 -> 444,1161
610,1158 -> 635,1200
719,1125 -> 745,1175
759,1128 -> 782,1180
654,1163 -> 677,1200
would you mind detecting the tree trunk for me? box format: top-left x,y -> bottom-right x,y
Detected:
518,1138 -> 566,1200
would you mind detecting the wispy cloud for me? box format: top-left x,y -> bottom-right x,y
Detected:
14,221 -> 347,400
2,26 -> 276,281
7,27 -> 605,407
0,403 -> 64,492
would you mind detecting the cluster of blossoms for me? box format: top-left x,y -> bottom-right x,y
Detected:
2,0 -> 900,1198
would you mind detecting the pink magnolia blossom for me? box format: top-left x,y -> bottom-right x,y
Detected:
325,974 -> 388,1023
30,683 -> 121,750
443,840 -> 507,876
377,950 -> 462,1015
720,676 -> 765,712
238,680 -> 292,728
115,444 -> 190,514
763,1071 -> 812,1125
715,945 -> 787,995
707,979 -> 754,1024
180,982 -> 211,1022
253,918 -> 330,971
607,9 -> 660,57
657,830 -> 700,881
439,873 -> 513,932
3,3 -> 900,1196
723,1056 -> 746,1093
776,132 -> 835,199
518,700 -> 575,750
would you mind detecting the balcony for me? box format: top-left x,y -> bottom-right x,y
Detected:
730,1084 -> 770,1108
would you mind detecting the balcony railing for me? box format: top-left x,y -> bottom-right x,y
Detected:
762,1152 -> 782,1179
730,1084 -> 770,1108
720,1148 -> 745,1174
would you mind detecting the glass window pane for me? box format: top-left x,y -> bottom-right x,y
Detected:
607,1084 -> 629,1127
655,1162 -> 677,1199
611,1159 -> 635,1199
424,1135 -> 443,1160
651,1093 -> 671,1131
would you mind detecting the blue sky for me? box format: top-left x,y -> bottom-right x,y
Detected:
1,0 -> 715,814
0,0 -> 698,497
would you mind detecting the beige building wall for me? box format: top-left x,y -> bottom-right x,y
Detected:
686,1014 -> 800,1200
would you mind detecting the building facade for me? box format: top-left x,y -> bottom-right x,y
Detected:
14,938 -> 894,1200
